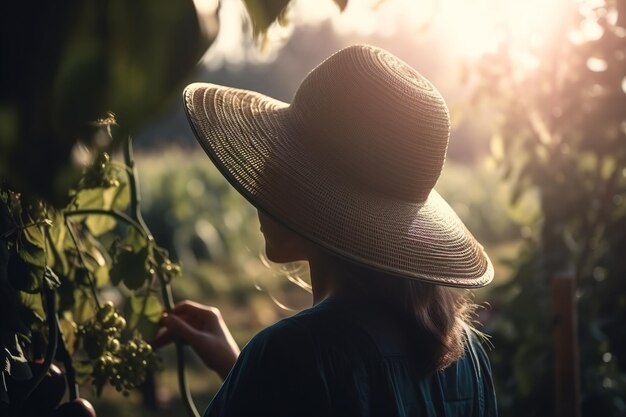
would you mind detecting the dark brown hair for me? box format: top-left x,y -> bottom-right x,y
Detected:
336,257 -> 476,375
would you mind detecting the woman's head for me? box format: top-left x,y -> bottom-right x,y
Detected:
255,216 -> 476,375
184,44 -> 493,288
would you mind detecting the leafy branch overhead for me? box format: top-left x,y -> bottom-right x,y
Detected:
243,0 -> 348,38
0,1 -> 215,206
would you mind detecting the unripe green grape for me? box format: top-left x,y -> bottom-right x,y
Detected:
107,338 -> 121,353
114,316 -> 126,331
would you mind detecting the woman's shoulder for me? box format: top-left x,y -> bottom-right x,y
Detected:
240,298 -> 369,368
245,300 -> 343,349
205,308 -> 336,417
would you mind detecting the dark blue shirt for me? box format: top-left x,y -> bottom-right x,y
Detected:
205,297 -> 497,417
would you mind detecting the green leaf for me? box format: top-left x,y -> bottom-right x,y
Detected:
110,246 -> 153,290
107,182 -> 130,211
53,0 -> 215,137
58,313 -> 76,355
84,184 -> 128,236
83,187 -> 118,236
4,0 -> 214,205
94,265 -> 109,288
22,224 -> 45,249
72,287 -> 97,323
47,211 -> 71,275
124,226 -> 146,252
73,187 -> 104,211
129,293 -> 162,327
77,234 -> 109,277
126,293 -> 162,340
18,224 -> 46,268
243,0 -> 291,38
18,240 -> 45,267
19,292 -> 45,322
85,213 -> 116,237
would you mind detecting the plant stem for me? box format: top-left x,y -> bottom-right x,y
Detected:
127,278 -> 153,334
56,320 -> 79,401
123,137 -> 153,241
17,281 -> 58,413
157,269 -> 200,417
44,226 -> 64,273
0,219 -> 52,239
64,209 -> 149,239
64,217 -> 101,309
123,136 -> 199,417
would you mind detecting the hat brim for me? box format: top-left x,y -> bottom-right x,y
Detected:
183,83 -> 494,288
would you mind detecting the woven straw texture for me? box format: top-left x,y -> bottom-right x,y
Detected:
183,45 -> 493,288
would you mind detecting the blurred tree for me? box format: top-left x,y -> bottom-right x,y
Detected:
474,0 -> 626,415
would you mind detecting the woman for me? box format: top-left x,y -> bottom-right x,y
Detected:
154,45 -> 497,416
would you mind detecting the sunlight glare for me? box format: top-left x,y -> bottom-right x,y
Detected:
434,0 -> 568,60
434,0 -> 499,59
291,0 -> 435,37
587,57 -> 608,72
202,0 -> 578,67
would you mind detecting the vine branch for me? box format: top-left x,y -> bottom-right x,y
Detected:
64,209 -> 149,240
122,136 -> 199,417
64,217 -> 101,309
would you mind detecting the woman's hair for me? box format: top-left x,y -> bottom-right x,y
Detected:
336,256 -> 477,375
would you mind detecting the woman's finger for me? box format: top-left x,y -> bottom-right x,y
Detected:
172,301 -> 223,332
160,313 -> 200,344
151,326 -> 173,350
173,300 -> 221,318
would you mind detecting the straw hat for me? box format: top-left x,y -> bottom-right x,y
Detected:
183,44 -> 493,288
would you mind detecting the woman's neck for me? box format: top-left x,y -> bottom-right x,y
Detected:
308,251 -> 341,305
307,250 -> 354,305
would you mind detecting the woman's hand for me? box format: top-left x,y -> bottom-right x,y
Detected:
152,300 -> 240,380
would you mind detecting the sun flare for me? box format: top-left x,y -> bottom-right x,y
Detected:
322,0 -> 573,60
205,0 -> 598,69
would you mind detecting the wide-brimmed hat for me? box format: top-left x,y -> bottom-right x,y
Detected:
183,44 -> 493,288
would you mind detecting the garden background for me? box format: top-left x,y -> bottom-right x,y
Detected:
1,1 -> 625,416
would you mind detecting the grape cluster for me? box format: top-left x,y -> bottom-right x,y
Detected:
94,336 -> 158,396
82,301 -> 159,396
80,153 -> 120,189
160,258 -> 182,282
78,301 -> 126,359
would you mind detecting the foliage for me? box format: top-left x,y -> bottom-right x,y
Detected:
243,0 -> 347,39
473,1 -> 626,415
0,1 -> 351,416
0,120 -> 183,415
136,151 -> 267,300
0,1 -> 216,206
